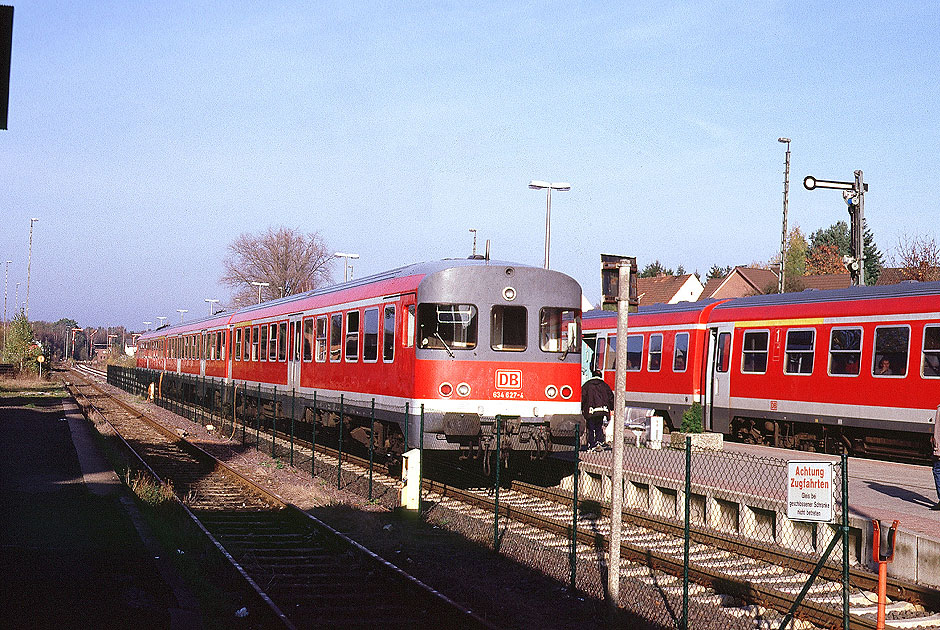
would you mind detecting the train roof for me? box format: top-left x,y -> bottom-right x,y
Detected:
140,258 -> 546,339
711,280 -> 940,313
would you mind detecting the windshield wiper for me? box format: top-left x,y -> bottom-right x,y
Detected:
434,332 -> 455,358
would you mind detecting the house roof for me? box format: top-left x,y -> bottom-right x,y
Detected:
698,267 -> 777,300
799,273 -> 852,291
635,274 -> 700,305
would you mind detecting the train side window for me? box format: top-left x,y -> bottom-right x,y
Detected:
605,336 -> 617,371
243,328 -> 251,361
259,325 -> 268,361
539,308 -> 580,353
278,322 -> 287,361
303,318 -> 314,362
363,307 -> 379,362
492,305 -> 527,351
741,330 -> 769,373
872,325 -> 909,377
648,334 -> 663,372
315,316 -> 327,362
220,331 -> 225,361
674,332 -> 689,372
715,332 -> 731,373
406,304 -> 416,348
785,329 -> 815,375
922,325 -> 940,378
330,314 -> 342,362
383,305 -> 396,362
626,334 -> 642,371
829,327 -> 861,375
251,326 -> 260,361
269,323 -> 278,361
346,311 -> 361,361
293,321 -> 301,362
596,337 -> 607,372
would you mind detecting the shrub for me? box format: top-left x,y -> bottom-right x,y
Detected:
680,402 -> 704,433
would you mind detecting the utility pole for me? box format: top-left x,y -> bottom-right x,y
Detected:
25,218 -> 38,318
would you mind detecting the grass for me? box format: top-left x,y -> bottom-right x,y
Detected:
0,374 -> 67,398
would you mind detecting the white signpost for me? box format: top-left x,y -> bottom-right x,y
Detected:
787,461 -> 834,522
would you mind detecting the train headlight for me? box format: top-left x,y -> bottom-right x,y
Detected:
560,385 -> 573,400
439,382 -> 453,397
502,286 -> 517,301
456,382 -> 471,397
545,385 -> 558,399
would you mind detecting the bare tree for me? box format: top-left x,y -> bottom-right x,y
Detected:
892,234 -> 940,282
221,227 -> 333,307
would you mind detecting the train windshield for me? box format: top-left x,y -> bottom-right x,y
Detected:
417,303 -> 478,350
539,308 -> 581,353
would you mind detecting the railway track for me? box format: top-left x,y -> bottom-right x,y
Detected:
63,368 -> 489,630
88,365 -> 940,629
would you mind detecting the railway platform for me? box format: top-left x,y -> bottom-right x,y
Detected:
0,392 -> 198,629
571,439 -> 940,589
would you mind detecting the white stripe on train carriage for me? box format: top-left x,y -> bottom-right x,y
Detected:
727,396 -> 934,426
623,390 -> 699,406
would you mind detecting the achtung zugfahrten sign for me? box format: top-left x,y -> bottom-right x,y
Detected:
786,461 -> 834,522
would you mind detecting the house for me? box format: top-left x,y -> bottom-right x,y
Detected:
797,273 -> 852,291
636,273 -> 703,306
698,267 -> 779,300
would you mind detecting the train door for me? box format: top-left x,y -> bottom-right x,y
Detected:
288,315 -> 302,389
200,330 -> 207,377
582,333 -> 597,383
704,323 -> 733,432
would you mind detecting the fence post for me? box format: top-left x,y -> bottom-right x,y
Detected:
272,385 -> 278,458
842,453 -> 849,630
311,390 -> 317,477
404,402 -> 409,451
418,404 -> 425,517
255,383 -> 261,451
209,377 -> 215,429
290,388 -> 295,467
570,423 -> 580,590
494,415 -> 502,552
338,394 -> 344,490
682,434 -> 692,630
369,398 -> 375,502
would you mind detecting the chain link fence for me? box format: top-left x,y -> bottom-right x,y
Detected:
108,366 -> 862,629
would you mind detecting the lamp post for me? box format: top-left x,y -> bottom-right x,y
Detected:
2,260 -> 11,354
777,138 -> 791,293
156,316 -> 167,328
15,282 -> 20,312
176,309 -> 188,323
205,299 -> 219,315
469,229 -> 478,257
26,218 -> 38,318
251,281 -> 269,304
333,252 -> 359,283
528,180 -> 571,269
143,321 -> 152,331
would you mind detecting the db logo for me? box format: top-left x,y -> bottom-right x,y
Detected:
495,370 -> 523,390
770,400 -> 778,411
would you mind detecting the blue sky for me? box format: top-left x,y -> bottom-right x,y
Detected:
2,1 -> 938,329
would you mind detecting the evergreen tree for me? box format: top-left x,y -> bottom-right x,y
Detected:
639,260 -> 673,277
808,220 -> 883,283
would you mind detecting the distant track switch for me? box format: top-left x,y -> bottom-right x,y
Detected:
871,519 -> 899,630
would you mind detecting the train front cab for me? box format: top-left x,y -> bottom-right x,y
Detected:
411,263 -> 583,455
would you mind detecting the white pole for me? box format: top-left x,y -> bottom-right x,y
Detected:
608,260 -> 630,606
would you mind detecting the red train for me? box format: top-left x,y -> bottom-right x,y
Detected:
582,281 -> 940,460
137,259 -> 584,458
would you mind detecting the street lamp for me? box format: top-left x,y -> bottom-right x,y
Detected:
469,229 -> 478,257
2,260 -> 11,354
777,138 -> 791,293
251,281 -> 269,304
176,309 -> 188,323
205,298 -> 219,315
143,321 -> 152,331
333,252 -> 359,282
528,180 -> 570,269
156,316 -> 167,328
26,218 -> 38,318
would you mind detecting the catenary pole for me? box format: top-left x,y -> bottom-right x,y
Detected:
608,259 -> 630,607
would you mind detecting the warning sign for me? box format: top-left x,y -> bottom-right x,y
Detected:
786,461 -> 834,523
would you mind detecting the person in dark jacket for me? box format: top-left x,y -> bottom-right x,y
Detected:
581,370 -> 614,451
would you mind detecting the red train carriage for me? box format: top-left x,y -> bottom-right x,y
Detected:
137,259 -> 584,458
581,281 -> 940,460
